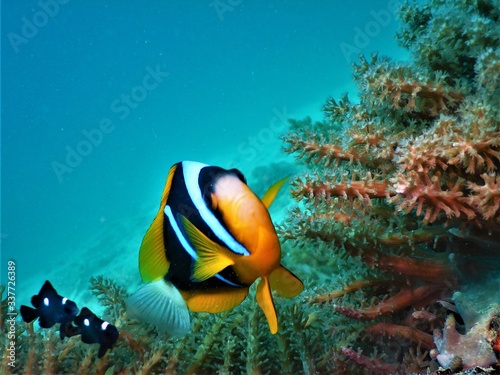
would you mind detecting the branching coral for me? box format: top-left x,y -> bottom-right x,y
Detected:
280,0 -> 499,373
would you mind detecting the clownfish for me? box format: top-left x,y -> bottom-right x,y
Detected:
127,161 -> 303,336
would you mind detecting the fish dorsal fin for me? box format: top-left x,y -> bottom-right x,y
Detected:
139,210 -> 170,282
41,280 -> 56,294
160,164 -> 177,206
256,276 -> 278,334
32,280 -> 56,307
269,265 -> 304,298
126,279 -> 190,337
179,215 -> 234,281
186,287 -> 249,313
261,176 -> 288,209
138,165 -> 177,283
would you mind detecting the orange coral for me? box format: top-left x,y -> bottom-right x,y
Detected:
291,172 -> 388,204
284,132 -> 363,166
468,173 -> 500,221
382,75 -> 465,116
341,347 -> 400,374
388,171 -> 477,223
365,322 -> 435,350
335,284 -> 444,320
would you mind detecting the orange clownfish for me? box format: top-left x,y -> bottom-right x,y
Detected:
126,161 -> 303,336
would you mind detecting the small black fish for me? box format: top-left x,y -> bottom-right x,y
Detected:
20,280 -> 79,338
71,307 -> 119,358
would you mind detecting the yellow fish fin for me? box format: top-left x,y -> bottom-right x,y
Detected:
269,265 -> 304,298
160,164 -> 177,206
261,176 -> 288,209
256,276 -> 278,334
187,287 -> 249,313
138,164 -> 177,283
179,215 -> 234,281
139,209 -> 170,283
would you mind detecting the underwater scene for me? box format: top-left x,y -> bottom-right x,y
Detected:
2,0 -> 500,374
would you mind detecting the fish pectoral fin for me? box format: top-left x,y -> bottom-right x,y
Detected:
187,287 -> 249,313
126,279 -> 191,337
256,276 -> 278,334
261,176 -> 288,209
180,215 -> 234,281
139,209 -> 170,283
270,265 -> 304,298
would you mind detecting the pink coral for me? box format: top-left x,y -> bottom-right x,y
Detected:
432,307 -> 499,369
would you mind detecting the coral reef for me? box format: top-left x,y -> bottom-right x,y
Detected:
1,276 -> 342,374
280,0 -> 499,373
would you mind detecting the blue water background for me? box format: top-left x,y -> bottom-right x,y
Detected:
2,1 -> 408,298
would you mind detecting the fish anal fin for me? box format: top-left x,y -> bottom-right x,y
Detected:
180,215 -> 234,281
261,176 -> 288,209
270,265 -> 304,298
38,315 -> 56,329
256,277 -> 278,334
187,287 -> 248,313
97,345 -> 108,358
139,209 -> 170,283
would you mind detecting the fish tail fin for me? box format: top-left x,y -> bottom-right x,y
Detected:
126,279 -> 191,337
20,305 -> 39,323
